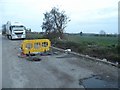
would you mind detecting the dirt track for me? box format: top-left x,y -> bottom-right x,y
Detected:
2,35 -> 119,88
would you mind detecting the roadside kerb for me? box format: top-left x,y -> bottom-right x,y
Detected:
51,46 -> 118,67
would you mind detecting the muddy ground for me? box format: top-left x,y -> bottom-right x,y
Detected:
2,35 -> 119,88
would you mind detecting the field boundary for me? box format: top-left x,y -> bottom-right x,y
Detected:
51,46 -> 118,67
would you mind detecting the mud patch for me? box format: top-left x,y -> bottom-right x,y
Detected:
26,56 -> 42,61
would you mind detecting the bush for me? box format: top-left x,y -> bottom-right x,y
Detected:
116,44 -> 120,53
54,40 -> 86,53
26,32 -> 43,39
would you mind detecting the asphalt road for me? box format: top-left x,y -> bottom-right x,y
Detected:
2,35 -> 119,88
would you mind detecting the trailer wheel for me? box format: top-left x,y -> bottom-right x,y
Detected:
8,35 -> 12,40
7,35 -> 9,39
10,36 -> 12,40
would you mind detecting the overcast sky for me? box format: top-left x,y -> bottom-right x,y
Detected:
0,0 -> 119,34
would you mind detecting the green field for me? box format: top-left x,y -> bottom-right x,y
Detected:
66,34 -> 117,47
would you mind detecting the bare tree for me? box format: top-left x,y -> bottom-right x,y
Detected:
41,7 -> 70,39
80,31 -> 83,36
99,30 -> 106,36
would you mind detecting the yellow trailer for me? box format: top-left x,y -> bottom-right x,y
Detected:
21,39 -> 51,54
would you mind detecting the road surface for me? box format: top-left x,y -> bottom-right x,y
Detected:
2,35 -> 119,88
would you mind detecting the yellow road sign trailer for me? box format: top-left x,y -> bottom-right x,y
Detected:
21,39 -> 51,54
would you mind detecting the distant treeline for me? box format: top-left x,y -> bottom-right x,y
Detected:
64,33 -> 118,37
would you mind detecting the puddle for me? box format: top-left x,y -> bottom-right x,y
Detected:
80,75 -> 118,88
